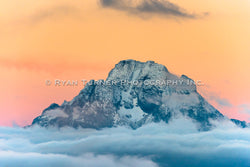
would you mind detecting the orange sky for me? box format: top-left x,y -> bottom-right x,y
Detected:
0,0 -> 250,126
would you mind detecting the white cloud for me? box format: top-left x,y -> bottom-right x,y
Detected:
0,151 -> 158,167
0,118 -> 249,167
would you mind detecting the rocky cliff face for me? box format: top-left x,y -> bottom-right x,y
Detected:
32,60 -> 247,130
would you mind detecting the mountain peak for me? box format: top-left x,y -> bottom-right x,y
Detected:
31,60 -> 247,130
107,59 -> 169,81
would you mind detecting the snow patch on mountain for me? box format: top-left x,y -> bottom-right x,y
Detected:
43,109 -> 68,120
118,106 -> 146,122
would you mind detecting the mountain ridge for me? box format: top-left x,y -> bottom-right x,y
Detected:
31,60 -> 249,130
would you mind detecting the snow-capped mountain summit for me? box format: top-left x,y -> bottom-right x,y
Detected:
32,60 -> 247,130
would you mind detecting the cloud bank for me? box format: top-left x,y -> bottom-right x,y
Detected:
0,118 -> 250,167
99,0 -> 197,18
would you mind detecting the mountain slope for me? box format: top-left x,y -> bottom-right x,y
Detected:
32,60 -> 247,130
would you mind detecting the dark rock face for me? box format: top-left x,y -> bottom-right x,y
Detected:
230,119 -> 249,128
31,60 -> 247,130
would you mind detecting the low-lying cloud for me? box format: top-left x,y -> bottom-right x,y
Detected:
99,0 -> 197,18
0,118 -> 249,167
